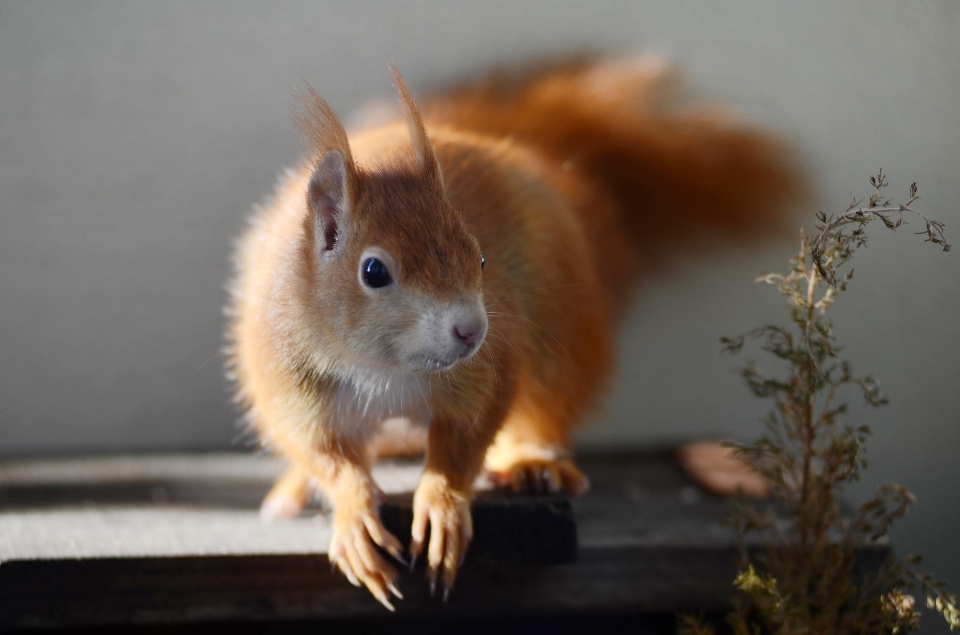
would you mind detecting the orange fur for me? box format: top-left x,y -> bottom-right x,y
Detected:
226,59 -> 801,607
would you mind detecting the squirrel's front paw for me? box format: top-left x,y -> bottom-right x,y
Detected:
328,501 -> 407,611
409,472 -> 473,601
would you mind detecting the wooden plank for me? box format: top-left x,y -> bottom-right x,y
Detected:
0,547 -> 735,629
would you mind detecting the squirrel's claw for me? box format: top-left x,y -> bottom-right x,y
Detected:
410,473 -> 473,600
329,506 -> 403,611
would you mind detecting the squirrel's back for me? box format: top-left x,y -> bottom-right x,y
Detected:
425,57 -> 801,311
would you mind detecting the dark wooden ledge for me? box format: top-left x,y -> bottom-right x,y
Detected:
0,451 -> 838,630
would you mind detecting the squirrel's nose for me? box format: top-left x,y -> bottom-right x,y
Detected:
453,324 -> 481,346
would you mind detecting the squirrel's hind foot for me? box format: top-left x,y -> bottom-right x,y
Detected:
259,464 -> 312,521
486,457 -> 589,497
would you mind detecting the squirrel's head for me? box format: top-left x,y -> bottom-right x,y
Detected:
296,68 -> 487,374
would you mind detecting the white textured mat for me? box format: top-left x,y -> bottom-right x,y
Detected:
0,453 -> 424,560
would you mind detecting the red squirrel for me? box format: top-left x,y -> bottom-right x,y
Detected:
226,58 -> 800,609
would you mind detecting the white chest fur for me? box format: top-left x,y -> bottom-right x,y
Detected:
327,369 -> 433,442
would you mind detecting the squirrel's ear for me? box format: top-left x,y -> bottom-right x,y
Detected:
308,151 -> 348,252
294,83 -> 355,252
391,65 -> 444,190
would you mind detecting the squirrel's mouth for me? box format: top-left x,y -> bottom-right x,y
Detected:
407,354 -> 461,373
409,356 -> 457,373
405,336 -> 484,373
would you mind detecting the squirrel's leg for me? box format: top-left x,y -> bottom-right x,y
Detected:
262,417 -> 429,522
409,413 -> 497,600
269,432 -> 406,611
260,463 -> 312,520
484,405 -> 589,497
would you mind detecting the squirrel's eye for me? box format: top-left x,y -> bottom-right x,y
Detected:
361,257 -> 392,288
480,253 -> 486,270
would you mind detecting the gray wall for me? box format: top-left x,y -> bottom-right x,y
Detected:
1,2 -> 958,629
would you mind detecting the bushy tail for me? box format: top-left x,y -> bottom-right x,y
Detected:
424,57 -> 804,265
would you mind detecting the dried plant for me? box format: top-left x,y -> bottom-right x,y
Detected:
811,169 -> 950,287
682,173 -> 956,634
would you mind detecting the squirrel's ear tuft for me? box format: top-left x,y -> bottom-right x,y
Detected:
294,83 -> 355,168
391,65 -> 444,190
308,150 -> 348,252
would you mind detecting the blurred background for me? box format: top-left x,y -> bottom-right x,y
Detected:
1,2 -> 957,630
